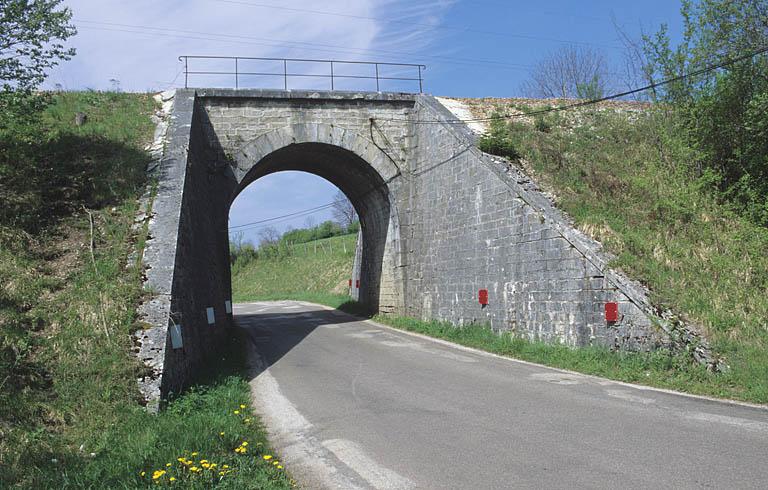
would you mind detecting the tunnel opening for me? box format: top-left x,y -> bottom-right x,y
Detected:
230,142 -> 393,312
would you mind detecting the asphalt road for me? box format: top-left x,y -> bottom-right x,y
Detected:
238,301 -> 768,490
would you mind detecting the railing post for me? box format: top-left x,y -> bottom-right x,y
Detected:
375,63 -> 380,92
283,59 -> 288,90
235,58 -> 239,89
330,61 -> 334,91
418,65 -> 423,93
184,57 -> 188,89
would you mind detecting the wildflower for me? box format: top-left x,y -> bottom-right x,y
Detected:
263,455 -> 273,461
190,466 -> 201,473
239,404 -> 246,409
241,441 -> 248,446
277,465 -> 283,469
191,452 -> 198,456
219,431 -> 225,436
169,477 -> 176,482
233,410 -> 240,415
140,471 -> 146,477
166,463 -> 172,467
272,461 -> 279,466
244,418 -> 252,424
152,470 -> 166,480
222,465 -> 230,469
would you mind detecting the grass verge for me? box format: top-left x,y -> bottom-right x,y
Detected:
1,92 -> 293,488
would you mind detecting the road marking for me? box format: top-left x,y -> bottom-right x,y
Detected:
605,389 -> 657,405
322,439 -> 414,490
249,366 -> 364,489
682,412 -> 768,433
530,372 -> 582,385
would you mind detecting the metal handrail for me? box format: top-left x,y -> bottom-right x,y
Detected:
178,55 -> 426,93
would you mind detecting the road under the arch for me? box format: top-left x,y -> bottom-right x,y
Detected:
239,300 -> 768,490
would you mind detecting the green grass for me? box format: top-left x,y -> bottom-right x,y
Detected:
231,233 -> 357,303
367,315 -> 743,401
0,92 -> 293,488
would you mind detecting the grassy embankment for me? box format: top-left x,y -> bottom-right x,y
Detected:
0,92 -> 293,488
231,233 -> 358,306
231,104 -> 767,404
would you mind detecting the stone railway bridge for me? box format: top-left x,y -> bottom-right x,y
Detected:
136,89 -> 666,406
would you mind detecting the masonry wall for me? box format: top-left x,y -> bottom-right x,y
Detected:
400,97 -> 660,348
139,89 -> 668,407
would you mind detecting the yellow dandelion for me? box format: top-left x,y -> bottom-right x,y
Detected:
140,471 -> 146,477
219,431 -> 225,436
233,410 -> 240,415
263,455 -> 273,461
152,470 -> 166,480
239,404 -> 246,409
219,471 -> 225,476
222,464 -> 230,469
272,461 -> 279,465
166,463 -> 172,467
277,465 -> 283,469
191,452 -> 198,456
169,477 -> 176,482
241,441 -> 248,446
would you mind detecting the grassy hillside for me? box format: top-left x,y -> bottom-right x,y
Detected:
0,92 -> 293,488
477,104 -> 768,402
231,233 -> 357,304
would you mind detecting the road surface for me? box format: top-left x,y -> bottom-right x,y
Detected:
238,301 -> 768,489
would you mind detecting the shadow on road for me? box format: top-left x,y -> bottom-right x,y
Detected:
235,304 -> 365,375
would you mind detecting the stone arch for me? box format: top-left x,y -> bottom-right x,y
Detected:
229,123 -> 405,313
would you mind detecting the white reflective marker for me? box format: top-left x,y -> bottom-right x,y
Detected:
206,307 -> 215,325
170,324 -> 183,349
225,300 -> 232,314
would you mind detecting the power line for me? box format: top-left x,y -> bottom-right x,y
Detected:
228,202 -> 336,232
213,0 -> 622,50
74,20 -> 534,73
379,44 -> 768,125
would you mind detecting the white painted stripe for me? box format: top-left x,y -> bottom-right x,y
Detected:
249,356 -> 364,489
322,439 -> 414,490
206,307 -> 215,325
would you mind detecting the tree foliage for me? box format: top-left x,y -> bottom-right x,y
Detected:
643,0 -> 768,225
0,0 -> 76,91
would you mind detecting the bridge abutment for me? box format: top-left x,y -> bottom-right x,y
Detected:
136,89 -> 671,406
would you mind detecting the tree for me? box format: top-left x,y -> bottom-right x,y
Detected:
642,0 -> 768,225
0,0 -> 76,92
258,226 -> 280,247
522,45 -> 612,99
331,190 -> 357,229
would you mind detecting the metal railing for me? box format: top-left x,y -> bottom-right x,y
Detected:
178,56 -> 426,93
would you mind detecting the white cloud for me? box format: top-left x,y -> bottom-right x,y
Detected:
49,0 -> 452,91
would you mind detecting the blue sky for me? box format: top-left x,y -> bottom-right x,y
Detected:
54,0 -> 685,244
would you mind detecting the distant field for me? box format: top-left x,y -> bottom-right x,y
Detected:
231,233 -> 357,303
